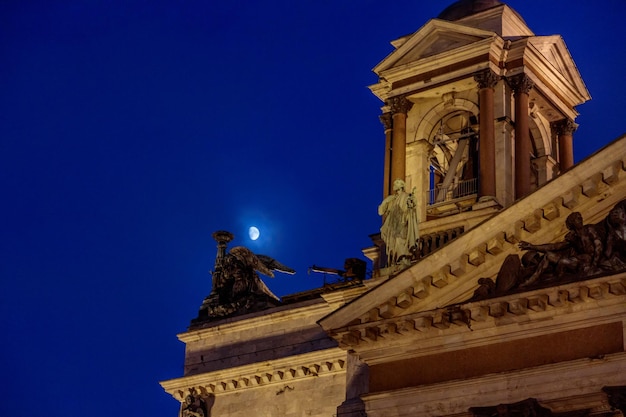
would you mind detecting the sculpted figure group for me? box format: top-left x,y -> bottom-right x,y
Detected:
193,231 -> 296,322
472,199 -> 626,300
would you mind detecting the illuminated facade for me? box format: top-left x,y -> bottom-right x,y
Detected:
161,2 -> 626,416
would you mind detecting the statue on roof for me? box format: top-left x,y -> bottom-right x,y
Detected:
470,199 -> 626,301
193,231 -> 295,322
378,179 -> 420,265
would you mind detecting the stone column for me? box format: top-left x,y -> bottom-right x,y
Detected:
380,112 -> 393,198
474,69 -> 499,199
554,118 -> 577,171
509,74 -> 534,199
388,96 -> 414,185
408,139 -> 433,223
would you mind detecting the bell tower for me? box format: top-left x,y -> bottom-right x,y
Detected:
369,0 -> 590,271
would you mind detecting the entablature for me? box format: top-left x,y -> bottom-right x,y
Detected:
160,348 -> 347,401
330,272 -> 626,364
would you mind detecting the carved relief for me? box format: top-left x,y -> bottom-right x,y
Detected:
471,199 -> 626,300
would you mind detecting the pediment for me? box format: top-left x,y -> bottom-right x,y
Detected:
319,135 -> 626,336
373,19 -> 497,75
528,35 -> 590,101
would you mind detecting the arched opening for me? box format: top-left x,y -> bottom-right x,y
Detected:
427,110 -> 479,205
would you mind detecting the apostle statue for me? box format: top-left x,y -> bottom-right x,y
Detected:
378,179 -> 420,265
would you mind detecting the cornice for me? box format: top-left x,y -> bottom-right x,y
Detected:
179,298 -> 330,343
523,42 -> 590,106
318,135 -> 626,334
332,272 -> 626,361
377,37 -> 498,84
373,19 -> 498,75
160,348 -> 347,400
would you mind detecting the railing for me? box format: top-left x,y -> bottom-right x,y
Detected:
426,178 -> 478,206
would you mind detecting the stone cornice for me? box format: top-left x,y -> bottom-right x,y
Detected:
330,272 -> 626,357
160,348 -> 346,400
318,135 -> 626,333
179,298 -> 330,343
370,37 -> 502,101
373,19 -> 498,75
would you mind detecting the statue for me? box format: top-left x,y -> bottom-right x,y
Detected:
470,199 -> 626,301
180,391 -> 207,417
215,246 -> 294,304
378,179 -> 420,265
604,199 -> 626,268
518,211 -> 603,287
193,231 -> 295,322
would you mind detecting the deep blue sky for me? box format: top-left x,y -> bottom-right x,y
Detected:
1,1 -> 625,416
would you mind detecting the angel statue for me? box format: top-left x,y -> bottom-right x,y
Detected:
194,231 -> 296,320
378,179 -> 420,265
215,246 -> 295,304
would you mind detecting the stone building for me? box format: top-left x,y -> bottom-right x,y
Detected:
160,1 -> 626,416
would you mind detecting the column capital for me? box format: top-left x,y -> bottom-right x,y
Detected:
387,96 -> 414,115
552,118 -> 578,135
474,69 -> 499,89
508,73 -> 534,95
379,113 -> 392,131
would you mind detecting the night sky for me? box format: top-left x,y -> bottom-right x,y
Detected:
2,1 -> 625,416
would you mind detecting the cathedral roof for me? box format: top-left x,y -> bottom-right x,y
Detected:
437,0 -> 505,21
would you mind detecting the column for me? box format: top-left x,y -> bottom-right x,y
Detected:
554,118 -> 577,171
474,69 -> 499,199
380,112 -> 393,198
388,96 -> 414,185
509,73 -> 534,199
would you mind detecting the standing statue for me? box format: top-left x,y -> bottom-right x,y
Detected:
378,179 -> 420,265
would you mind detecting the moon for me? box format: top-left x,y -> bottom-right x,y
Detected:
248,226 -> 260,241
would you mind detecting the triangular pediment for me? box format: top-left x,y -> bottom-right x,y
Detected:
373,19 -> 497,75
319,135 -> 626,334
528,35 -> 590,101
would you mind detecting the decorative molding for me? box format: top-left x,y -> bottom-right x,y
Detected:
333,272 -> 626,348
161,349 -> 347,400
